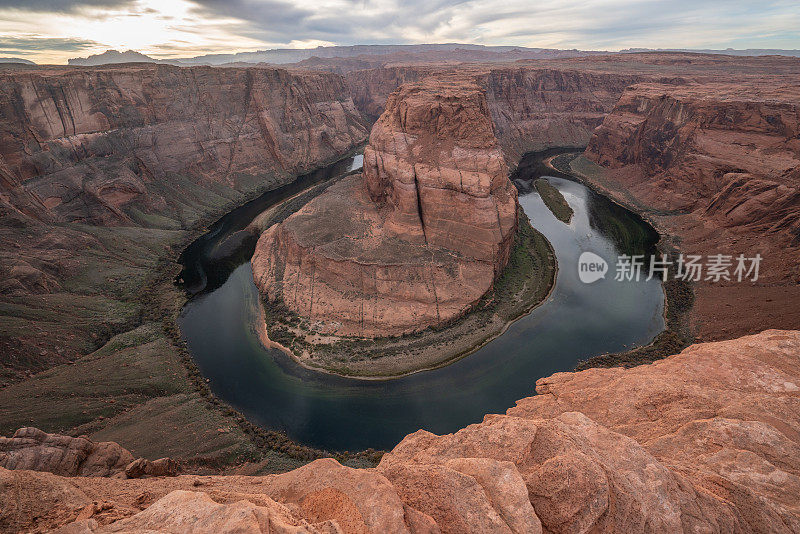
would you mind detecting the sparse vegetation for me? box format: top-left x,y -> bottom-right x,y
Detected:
534,178 -> 574,223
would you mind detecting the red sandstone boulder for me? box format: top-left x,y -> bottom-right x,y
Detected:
0,427 -> 134,477
0,427 -> 180,479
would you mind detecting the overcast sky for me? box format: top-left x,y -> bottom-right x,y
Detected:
1,0 -> 798,63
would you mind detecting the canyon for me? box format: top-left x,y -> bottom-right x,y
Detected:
0,52 -> 799,532
251,53 -> 800,372
581,79 -> 800,340
0,63 -> 369,470
0,63 -> 367,376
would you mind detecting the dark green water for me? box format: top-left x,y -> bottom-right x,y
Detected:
177,151 -> 664,452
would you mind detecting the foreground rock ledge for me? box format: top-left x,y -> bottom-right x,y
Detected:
2,329 -> 799,533
252,77 -> 518,338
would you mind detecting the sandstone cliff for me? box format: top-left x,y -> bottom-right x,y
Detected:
483,67 -> 644,164
583,81 -> 800,339
345,65 -> 437,121
3,330 -> 799,533
0,64 -> 367,381
345,65 -> 644,164
0,64 -> 368,226
253,77 -> 518,337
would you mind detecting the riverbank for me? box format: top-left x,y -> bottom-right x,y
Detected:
0,148 -> 380,473
177,147 -> 668,451
545,151 -> 695,369
261,212 -> 557,378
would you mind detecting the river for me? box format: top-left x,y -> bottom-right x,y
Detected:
177,151 -> 664,451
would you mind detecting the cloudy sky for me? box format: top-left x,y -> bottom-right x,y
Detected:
1,0 -> 798,63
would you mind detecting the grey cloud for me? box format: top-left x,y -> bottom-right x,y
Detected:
189,0 -> 472,44
1,0 -> 798,59
0,0 -> 133,12
0,36 -> 99,52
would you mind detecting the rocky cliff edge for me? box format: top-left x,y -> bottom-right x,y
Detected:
2,329 -> 799,533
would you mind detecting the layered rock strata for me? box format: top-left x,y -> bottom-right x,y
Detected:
0,64 -> 368,226
0,64 -> 367,379
345,65 -> 645,164
483,67 -> 645,164
253,78 -> 518,337
584,81 -> 800,339
0,427 -> 177,478
3,330 -> 799,533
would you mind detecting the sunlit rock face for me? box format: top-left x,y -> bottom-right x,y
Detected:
6,330 -> 800,533
252,77 -> 518,337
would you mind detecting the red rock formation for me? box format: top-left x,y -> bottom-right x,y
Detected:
584,81 -> 800,338
253,77 -> 518,337
0,64 -> 368,226
3,330 -> 799,533
0,427 -> 134,477
483,67 -> 644,164
0,64 -> 368,378
0,427 -> 177,479
345,65 -> 435,121
345,65 -> 644,163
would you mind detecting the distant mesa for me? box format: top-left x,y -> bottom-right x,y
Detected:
68,44 -> 607,67
0,57 -> 35,64
68,49 -> 156,66
65,44 -> 800,68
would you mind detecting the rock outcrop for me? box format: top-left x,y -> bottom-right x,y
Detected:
3,330 -> 799,533
253,77 -> 518,337
0,427 -> 177,479
0,427 -> 134,477
583,81 -> 800,339
58,490 -> 345,533
0,64 -> 368,226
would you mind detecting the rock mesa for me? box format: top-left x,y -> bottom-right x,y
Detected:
252,78 -> 518,337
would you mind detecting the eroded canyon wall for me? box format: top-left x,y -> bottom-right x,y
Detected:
0,64 -> 368,226
345,65 -> 645,164
252,77 -> 518,337
483,67 -> 644,163
584,81 -> 800,339
0,64 -> 367,380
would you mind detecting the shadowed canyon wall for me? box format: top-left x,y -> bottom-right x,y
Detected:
0,64 -> 368,226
